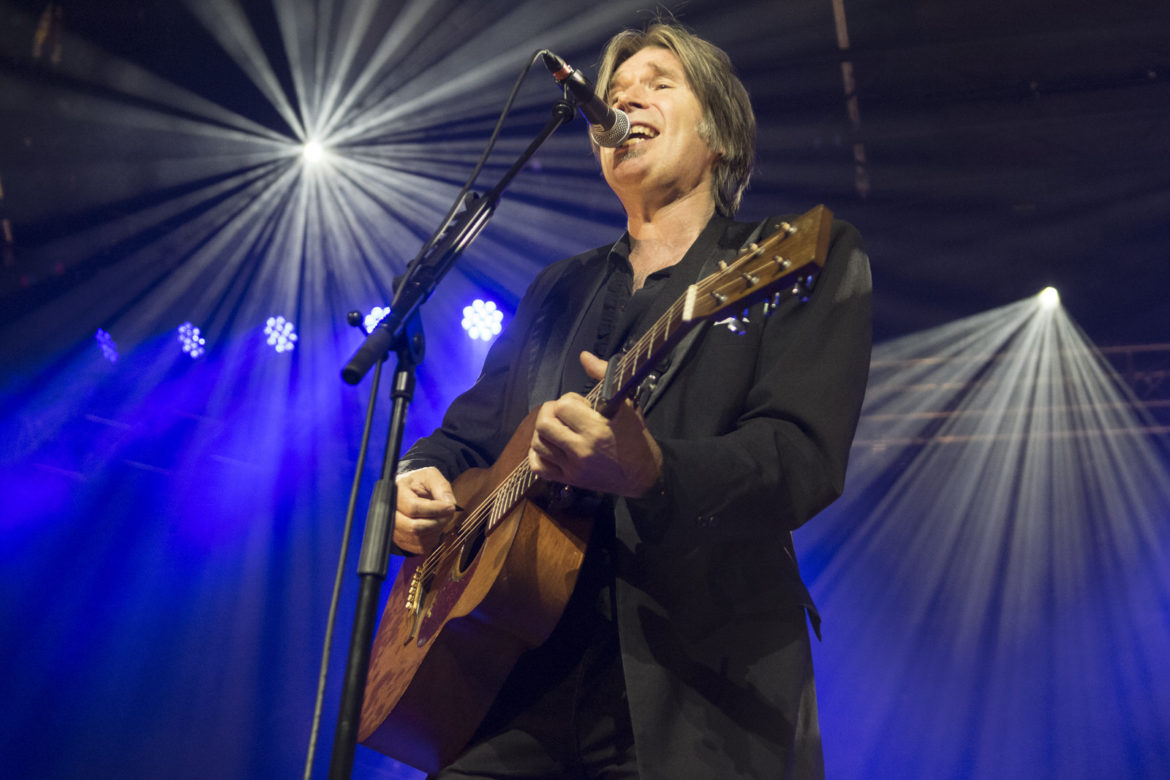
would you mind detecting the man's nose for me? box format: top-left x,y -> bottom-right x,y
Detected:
614,86 -> 648,111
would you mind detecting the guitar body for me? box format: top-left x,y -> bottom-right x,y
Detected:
358,408 -> 594,772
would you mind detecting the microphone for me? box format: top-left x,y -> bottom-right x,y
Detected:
541,50 -> 630,148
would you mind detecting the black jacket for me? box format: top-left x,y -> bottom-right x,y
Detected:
402,212 -> 872,778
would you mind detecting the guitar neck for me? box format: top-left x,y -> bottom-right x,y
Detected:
591,205 -> 832,418
591,295 -> 691,417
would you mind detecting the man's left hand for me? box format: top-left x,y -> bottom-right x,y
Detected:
529,351 -> 663,498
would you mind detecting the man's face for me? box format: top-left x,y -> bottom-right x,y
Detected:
600,46 -> 717,208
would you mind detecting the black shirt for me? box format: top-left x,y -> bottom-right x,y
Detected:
558,214 -> 737,398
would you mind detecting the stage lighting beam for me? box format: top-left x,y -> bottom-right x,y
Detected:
800,294 -> 1170,777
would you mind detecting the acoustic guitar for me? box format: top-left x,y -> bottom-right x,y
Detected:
358,204 -> 834,772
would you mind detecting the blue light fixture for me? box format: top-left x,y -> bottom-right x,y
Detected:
461,299 -> 503,342
177,322 -> 206,358
264,316 -> 298,353
363,305 -> 391,334
95,328 -> 118,364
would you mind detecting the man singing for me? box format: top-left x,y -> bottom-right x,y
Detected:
392,20 -> 871,780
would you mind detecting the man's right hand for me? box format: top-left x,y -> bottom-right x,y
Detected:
393,467 -> 458,555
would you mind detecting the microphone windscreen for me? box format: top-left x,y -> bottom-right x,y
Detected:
591,108 -> 630,148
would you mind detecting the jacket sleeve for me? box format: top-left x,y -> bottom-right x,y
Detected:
397,260 -> 563,482
633,218 -> 873,540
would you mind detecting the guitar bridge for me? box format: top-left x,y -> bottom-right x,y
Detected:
405,566 -> 423,615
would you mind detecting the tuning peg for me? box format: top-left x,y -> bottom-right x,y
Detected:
716,315 -> 749,335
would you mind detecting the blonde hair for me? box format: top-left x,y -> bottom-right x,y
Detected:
595,22 -> 756,217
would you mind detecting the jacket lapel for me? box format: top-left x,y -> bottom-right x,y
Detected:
526,247 -> 611,409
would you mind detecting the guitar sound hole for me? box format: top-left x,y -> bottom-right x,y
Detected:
456,522 -> 485,576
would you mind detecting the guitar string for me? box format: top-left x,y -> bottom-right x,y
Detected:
421,287 -> 685,576
418,458 -> 530,577
420,246 -> 744,572
412,336 -> 650,583
604,226 -> 806,411
413,371 -> 615,583
609,242 -> 777,395
412,228 -> 802,583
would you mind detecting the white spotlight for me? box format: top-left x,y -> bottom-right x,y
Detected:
302,140 -> 325,164
1038,287 -> 1060,310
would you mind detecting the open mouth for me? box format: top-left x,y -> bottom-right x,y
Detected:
623,125 -> 659,146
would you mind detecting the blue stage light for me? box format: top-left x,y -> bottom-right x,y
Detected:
461,299 -> 503,342
177,322 -> 206,358
264,316 -> 298,353
363,305 -> 391,334
95,328 -> 118,364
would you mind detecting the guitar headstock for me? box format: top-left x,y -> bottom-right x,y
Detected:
684,204 -> 833,324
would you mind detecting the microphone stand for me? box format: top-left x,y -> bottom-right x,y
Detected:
326,97 -> 577,779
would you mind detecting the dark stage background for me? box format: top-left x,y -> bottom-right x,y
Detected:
1,1 -> 1168,778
